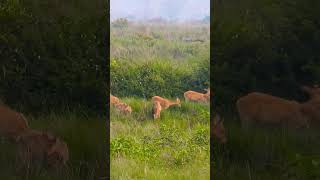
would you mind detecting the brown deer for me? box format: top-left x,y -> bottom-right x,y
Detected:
110,94 -> 120,105
0,105 -> 29,142
236,92 -> 309,129
16,130 -> 69,170
184,88 -> 210,103
114,102 -> 132,114
151,96 -> 181,110
211,115 -> 227,144
152,101 -> 162,119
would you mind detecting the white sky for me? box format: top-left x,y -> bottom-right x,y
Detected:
111,0 -> 210,21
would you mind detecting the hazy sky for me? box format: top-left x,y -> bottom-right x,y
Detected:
111,0 -> 210,21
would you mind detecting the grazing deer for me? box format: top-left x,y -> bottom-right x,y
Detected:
114,102 -> 132,114
184,88 -> 210,103
237,92 -> 309,129
110,94 -> 120,105
151,96 -> 181,110
211,114 -> 227,144
152,101 -> 162,119
0,105 -> 29,142
17,130 -> 69,171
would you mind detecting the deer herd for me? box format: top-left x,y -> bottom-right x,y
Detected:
110,88 -> 210,119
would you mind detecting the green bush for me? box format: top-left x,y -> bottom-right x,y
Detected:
112,18 -> 129,29
0,0 -> 108,113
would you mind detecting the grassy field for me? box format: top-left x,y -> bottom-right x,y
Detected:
212,113 -> 320,180
110,20 -> 210,179
0,107 -> 107,179
110,21 -> 210,98
110,98 -> 210,179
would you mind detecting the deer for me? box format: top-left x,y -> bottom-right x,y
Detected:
152,101 -> 162,119
211,114 -> 227,144
114,102 -> 132,114
184,88 -> 210,103
0,105 -> 29,142
151,96 -> 181,110
16,129 -> 69,172
236,92 -> 309,129
110,94 -> 120,105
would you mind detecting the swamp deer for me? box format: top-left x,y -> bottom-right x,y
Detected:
110,94 -> 120,105
0,105 -> 29,142
211,114 -> 227,144
151,96 -> 181,110
184,88 -> 210,103
152,101 -> 162,119
114,102 -> 132,114
17,130 -> 69,170
236,92 -> 309,129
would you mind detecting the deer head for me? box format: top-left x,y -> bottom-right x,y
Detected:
301,85 -> 320,100
212,115 -> 227,144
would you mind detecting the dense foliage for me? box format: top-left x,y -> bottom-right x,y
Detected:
212,0 -> 320,110
0,0 -> 108,112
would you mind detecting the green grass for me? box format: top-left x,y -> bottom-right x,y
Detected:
213,115 -> 320,180
0,108 -> 107,179
110,98 -> 210,179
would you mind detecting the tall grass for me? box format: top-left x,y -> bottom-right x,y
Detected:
213,115 -> 320,180
110,98 -> 210,179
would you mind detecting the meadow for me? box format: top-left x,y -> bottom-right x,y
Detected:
110,98 -> 210,179
110,20 -> 210,179
0,108 -> 107,180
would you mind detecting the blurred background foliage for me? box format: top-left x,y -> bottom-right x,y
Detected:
212,0 -> 320,111
0,0 -> 108,113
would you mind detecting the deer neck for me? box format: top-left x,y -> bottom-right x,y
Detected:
168,100 -> 179,107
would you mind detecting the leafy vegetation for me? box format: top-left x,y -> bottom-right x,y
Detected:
0,0 -> 108,113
